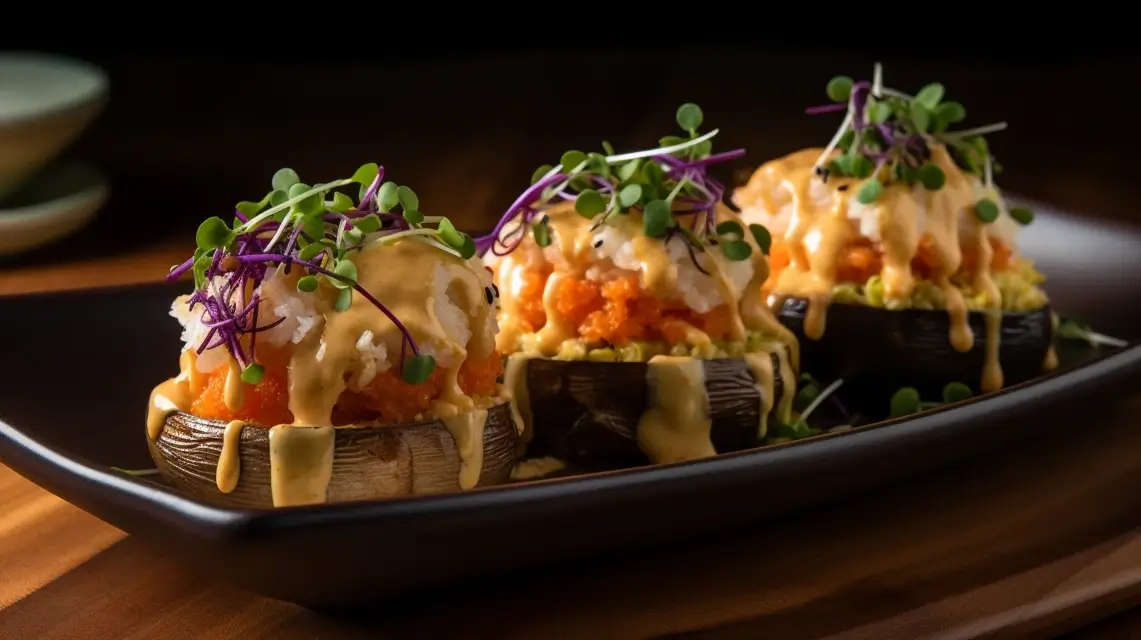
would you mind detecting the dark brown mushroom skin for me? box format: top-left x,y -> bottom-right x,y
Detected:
524,351 -> 790,469
777,297 -> 1054,417
148,402 -> 519,509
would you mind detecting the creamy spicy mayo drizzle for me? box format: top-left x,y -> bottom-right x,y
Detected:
489,201 -> 800,464
148,239 -> 501,506
736,144 -> 1032,393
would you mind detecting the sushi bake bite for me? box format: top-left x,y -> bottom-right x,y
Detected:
480,104 -> 801,469
733,64 -> 1055,413
147,164 -> 521,508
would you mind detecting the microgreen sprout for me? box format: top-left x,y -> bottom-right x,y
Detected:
167,164 -> 480,386
1056,317 -> 1129,349
808,63 -> 1034,225
774,377 -> 844,440
475,103 -> 749,266
889,382 -> 976,418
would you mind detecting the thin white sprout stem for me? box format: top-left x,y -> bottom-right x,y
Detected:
799,378 -> 845,424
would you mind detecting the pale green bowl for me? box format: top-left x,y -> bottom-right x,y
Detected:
0,52 -> 108,201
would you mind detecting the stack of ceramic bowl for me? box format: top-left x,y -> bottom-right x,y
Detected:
0,52 -> 109,256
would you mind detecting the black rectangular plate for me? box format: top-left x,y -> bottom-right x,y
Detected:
1,201 -> 1140,608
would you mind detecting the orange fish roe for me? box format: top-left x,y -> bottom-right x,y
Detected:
517,272 -> 733,346
191,365 -> 294,427
764,234 -> 1015,294
190,351 -> 505,427
515,268 -> 550,332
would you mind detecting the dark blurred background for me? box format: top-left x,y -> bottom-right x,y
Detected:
5,33 -> 1140,268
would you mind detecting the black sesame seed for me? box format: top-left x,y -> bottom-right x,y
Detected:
492,283 -> 500,298
592,238 -> 604,248
837,184 -> 850,192
484,287 -> 494,304
709,238 -> 718,245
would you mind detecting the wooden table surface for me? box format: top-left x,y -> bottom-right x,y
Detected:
1,47 -> 1140,639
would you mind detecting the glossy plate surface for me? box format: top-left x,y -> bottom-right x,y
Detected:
1,202 -> 1139,608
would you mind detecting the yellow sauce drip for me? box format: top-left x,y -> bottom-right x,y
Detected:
223,356 -> 245,412
636,356 -> 716,464
510,456 -> 567,481
268,425 -> 335,507
1044,312 -> 1059,372
739,145 -> 1013,389
440,408 -> 489,490
773,344 -> 797,424
742,352 -> 775,439
215,420 -> 244,494
502,354 -> 535,440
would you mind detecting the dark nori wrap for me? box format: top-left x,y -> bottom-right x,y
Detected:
777,297 -> 1054,417
524,350 -> 790,469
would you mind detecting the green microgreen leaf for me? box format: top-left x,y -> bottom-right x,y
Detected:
531,164 -> 554,185
236,193 -> 272,217
350,163 -> 379,187
914,83 -> 944,109
793,384 -> 820,412
936,101 -> 966,124
295,191 -> 324,216
376,182 -> 400,211
196,217 -> 232,251
192,254 -> 212,289
287,183 -> 311,200
354,214 -> 382,233
330,192 -> 354,213
918,163 -> 946,190
856,179 -> 883,204
942,382 -> 973,404
749,223 -> 773,255
272,168 -> 300,192
868,101 -> 892,123
889,387 -> 921,418
241,363 -> 266,385
643,199 -> 674,238
716,220 -> 745,241
533,218 -> 552,248
296,275 -> 319,292
331,260 -> 358,289
585,152 -> 610,178
601,140 -> 616,155
850,154 -> 874,179
437,218 -> 465,249
721,240 -> 753,261
269,189 -> 289,207
1010,206 -> 1034,225
826,76 -> 854,103
457,234 -> 477,260
561,150 -> 586,173
909,101 -> 931,133
1056,318 -> 1129,348
975,199 -> 999,223
299,243 -> 325,261
301,215 -> 324,240
396,185 -> 419,213
402,354 -> 436,384
344,227 -> 364,245
617,159 -> 641,182
676,103 -> 704,132
575,189 -> 607,218
618,183 -> 643,208
334,287 -> 352,311
659,135 -> 687,150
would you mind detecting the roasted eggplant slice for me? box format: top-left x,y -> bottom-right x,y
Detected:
149,403 -> 519,509
777,297 -> 1054,416
517,351 -> 792,469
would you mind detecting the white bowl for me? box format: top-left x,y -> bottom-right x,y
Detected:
0,52 -> 108,201
0,163 -> 108,256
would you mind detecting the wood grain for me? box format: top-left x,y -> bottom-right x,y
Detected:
1,48 -> 1140,638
